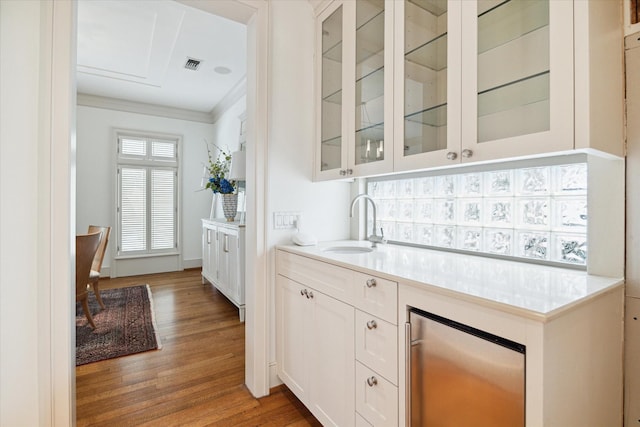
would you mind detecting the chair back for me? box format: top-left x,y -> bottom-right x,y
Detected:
88,225 -> 111,273
76,232 -> 101,298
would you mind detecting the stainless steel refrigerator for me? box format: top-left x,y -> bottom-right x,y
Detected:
407,308 -> 525,427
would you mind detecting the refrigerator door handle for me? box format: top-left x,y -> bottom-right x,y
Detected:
405,321 -> 411,427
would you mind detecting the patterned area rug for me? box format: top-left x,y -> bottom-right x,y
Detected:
76,284 -> 161,366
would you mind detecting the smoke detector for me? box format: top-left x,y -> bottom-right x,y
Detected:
184,57 -> 202,71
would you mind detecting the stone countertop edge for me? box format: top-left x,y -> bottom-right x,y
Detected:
276,241 -> 624,323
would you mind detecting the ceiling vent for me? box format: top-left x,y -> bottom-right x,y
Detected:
184,58 -> 202,71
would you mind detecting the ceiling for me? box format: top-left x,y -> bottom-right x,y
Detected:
76,0 -> 247,114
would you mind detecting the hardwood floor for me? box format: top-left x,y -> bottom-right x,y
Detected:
76,269 -> 321,426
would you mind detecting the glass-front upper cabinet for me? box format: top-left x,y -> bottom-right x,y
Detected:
393,0 -> 462,172
460,0 -> 574,162
352,0 -> 393,176
315,0 -> 393,181
317,3 -> 344,177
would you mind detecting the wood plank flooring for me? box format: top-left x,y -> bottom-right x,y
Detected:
76,269 -> 321,426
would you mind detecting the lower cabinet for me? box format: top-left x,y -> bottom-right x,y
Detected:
201,219 -> 245,321
276,275 -> 355,426
276,249 -> 399,426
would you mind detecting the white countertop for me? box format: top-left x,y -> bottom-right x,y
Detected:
277,240 -> 623,321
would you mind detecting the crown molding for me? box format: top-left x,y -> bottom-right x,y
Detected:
210,77 -> 247,124
77,93 -> 215,123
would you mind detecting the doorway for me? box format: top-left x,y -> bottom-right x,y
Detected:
46,1 -> 270,424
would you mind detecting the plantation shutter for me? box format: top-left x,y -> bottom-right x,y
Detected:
151,168 -> 176,250
120,167 -> 147,252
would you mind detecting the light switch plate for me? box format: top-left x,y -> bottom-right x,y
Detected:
273,211 -> 302,230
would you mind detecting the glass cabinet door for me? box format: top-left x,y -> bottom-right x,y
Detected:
394,0 -> 461,172
352,0 -> 393,176
461,0 -> 573,162
319,5 -> 344,174
403,0 -> 448,156
354,0 -> 385,166
477,0 -> 550,143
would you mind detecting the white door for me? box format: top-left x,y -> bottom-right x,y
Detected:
308,289 -> 355,427
276,276 -> 310,403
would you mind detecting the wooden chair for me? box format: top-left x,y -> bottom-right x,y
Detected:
77,232 -> 102,329
87,225 -> 111,309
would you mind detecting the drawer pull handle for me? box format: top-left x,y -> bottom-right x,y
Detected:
366,376 -> 378,387
366,278 -> 377,288
366,320 -> 377,330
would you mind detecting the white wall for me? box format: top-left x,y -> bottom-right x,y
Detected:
266,1 -> 352,383
0,2 -> 43,425
210,96 -> 246,218
76,106 -> 216,274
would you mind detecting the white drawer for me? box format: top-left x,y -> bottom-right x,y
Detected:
356,412 -> 373,426
356,361 -> 398,427
353,271 -> 397,324
355,310 -> 398,385
276,250 -> 356,305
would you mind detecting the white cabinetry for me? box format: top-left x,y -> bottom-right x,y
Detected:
276,250 -> 399,426
201,219 -> 245,321
315,0 -> 394,180
315,0 -> 623,179
276,276 -> 355,426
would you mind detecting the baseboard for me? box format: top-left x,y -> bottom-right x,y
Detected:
269,361 -> 281,391
182,258 -> 202,269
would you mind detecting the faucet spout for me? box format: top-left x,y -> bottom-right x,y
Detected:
350,194 -> 387,248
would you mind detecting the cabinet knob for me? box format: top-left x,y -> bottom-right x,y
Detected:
347,168 -> 353,175
300,289 -> 305,296
339,170 -> 346,176
366,278 -> 377,288
366,376 -> 378,387
461,149 -> 473,158
446,151 -> 457,161
366,320 -> 377,330
307,291 -> 314,299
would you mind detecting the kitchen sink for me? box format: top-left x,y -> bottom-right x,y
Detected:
322,246 -> 373,254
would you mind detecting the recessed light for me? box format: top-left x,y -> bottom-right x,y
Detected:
214,66 -> 232,75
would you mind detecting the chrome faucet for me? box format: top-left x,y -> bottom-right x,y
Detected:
350,194 -> 387,248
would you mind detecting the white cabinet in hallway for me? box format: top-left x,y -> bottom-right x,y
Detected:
201,219 -> 245,321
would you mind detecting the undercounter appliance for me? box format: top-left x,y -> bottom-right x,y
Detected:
406,308 -> 526,426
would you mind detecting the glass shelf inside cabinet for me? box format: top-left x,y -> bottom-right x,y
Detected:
405,103 -> 447,127
478,0 -> 549,54
320,136 -> 342,171
477,72 -> 549,142
406,33 -> 447,72
478,71 -> 549,118
356,4 -> 385,69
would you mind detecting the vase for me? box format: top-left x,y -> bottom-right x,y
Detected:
221,193 -> 238,221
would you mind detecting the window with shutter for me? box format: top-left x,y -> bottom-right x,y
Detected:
116,134 -> 179,256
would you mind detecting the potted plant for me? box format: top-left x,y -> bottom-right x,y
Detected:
206,143 -> 238,221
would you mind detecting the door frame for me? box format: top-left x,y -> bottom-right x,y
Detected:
47,1 -> 270,424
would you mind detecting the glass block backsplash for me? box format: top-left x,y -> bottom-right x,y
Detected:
366,162 -> 587,266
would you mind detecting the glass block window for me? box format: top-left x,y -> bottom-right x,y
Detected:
367,162 -> 587,266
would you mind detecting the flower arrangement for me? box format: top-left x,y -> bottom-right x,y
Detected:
205,142 -> 236,194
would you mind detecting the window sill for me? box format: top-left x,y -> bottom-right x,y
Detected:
115,251 -> 179,260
